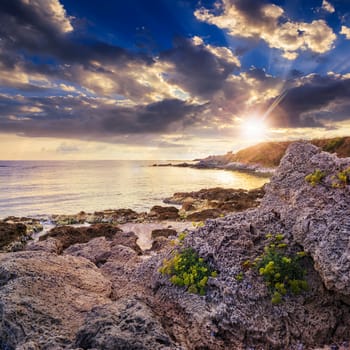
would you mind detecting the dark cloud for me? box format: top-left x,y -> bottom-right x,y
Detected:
270,74 -> 350,127
0,95 -> 203,140
161,38 -> 239,97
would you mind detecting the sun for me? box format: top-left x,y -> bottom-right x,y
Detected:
240,117 -> 268,140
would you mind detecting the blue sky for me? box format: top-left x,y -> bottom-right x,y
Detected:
0,0 -> 349,159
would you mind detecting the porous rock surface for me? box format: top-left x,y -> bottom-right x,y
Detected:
0,251 -> 112,349
75,297 -> 183,350
152,142 -> 350,349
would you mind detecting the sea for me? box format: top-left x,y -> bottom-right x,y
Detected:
0,160 -> 270,219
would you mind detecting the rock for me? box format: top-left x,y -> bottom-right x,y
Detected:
64,237 -> 112,265
111,230 -> 142,254
63,232 -> 142,266
0,251 -> 112,349
39,224 -> 122,250
148,236 -> 172,252
152,142 -> 350,349
164,187 -> 265,219
186,208 -> 222,220
151,228 -> 177,239
262,142 -> 350,298
0,221 -> 28,251
3,216 -> 43,236
148,206 -> 179,220
75,298 -> 183,350
91,208 -> 140,224
27,237 -> 63,254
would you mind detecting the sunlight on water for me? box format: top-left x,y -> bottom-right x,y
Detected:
0,161 -> 269,218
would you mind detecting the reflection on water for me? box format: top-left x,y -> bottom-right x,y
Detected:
0,160 -> 270,218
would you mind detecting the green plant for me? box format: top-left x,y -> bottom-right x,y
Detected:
305,169 -> 326,186
254,233 -> 308,304
331,167 -> 350,188
159,248 -> 217,295
323,137 -> 345,153
192,221 -> 205,228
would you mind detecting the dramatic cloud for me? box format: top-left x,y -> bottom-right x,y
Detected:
195,0 -> 337,59
270,74 -> 350,128
0,94 -> 204,140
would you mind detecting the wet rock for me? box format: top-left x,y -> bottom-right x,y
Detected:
90,208 -> 140,224
3,216 -> 43,236
0,251 -> 112,349
148,206 -> 179,220
151,228 -> 177,239
0,221 -> 28,251
39,224 -> 122,250
75,298 -> 183,350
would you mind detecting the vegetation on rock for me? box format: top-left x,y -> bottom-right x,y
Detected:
254,233 -> 308,304
159,247 -> 217,295
305,169 -> 326,186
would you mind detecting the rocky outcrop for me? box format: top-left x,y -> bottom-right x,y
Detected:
152,142 -> 350,349
75,298 -> 183,349
39,223 -> 122,249
262,142 -> 350,298
164,187 -> 265,220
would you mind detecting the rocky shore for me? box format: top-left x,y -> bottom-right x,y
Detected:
0,142 -> 350,349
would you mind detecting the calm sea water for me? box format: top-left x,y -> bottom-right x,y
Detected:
0,160 -> 269,218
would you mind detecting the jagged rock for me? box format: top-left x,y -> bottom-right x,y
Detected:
39,224 -> 122,249
0,221 -> 28,251
262,142 -> 350,298
75,298 -> 183,350
151,228 -> 177,239
0,251 -> 112,349
148,206 -> 179,220
152,142 -> 350,349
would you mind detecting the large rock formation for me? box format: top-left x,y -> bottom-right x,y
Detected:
153,142 -> 350,349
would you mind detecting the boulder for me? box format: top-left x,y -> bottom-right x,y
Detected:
0,251 -> 111,349
148,206 -> 179,220
75,298 -> 183,349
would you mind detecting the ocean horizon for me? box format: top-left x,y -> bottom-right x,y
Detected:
0,160 -> 269,219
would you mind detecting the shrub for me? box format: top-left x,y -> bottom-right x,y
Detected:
323,137 -> 345,153
159,248 -> 217,295
305,169 -> 326,186
253,233 -> 308,304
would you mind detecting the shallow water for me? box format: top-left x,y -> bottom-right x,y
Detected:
0,160 -> 269,218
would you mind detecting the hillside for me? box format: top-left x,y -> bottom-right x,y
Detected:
200,136 -> 350,168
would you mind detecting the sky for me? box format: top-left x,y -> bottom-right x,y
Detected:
0,0 -> 350,160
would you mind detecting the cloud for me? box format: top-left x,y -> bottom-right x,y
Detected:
161,37 -> 240,98
322,0 -> 335,13
340,26 -> 350,39
0,94 -> 204,141
194,0 -> 337,59
269,73 -> 350,128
